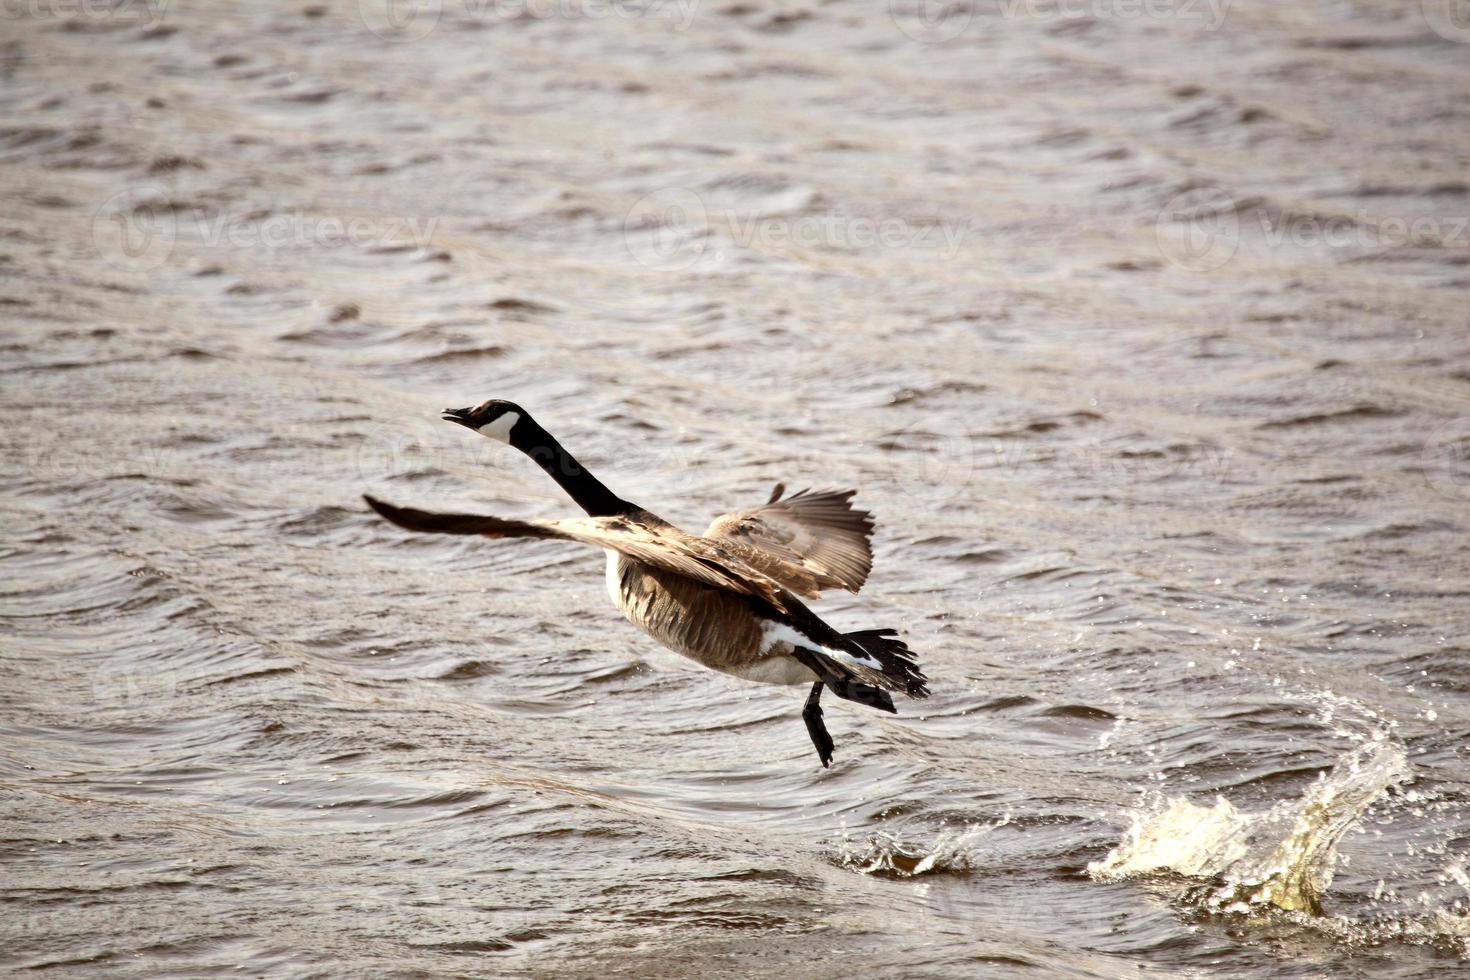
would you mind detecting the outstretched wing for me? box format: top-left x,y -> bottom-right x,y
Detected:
363,495 -> 805,607
704,485 -> 875,595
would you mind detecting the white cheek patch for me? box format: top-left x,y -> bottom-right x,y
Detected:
479,411 -> 520,444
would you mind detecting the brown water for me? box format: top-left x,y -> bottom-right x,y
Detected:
3,1 -> 1470,976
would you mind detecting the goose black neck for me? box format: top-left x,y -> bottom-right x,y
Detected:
515,421 -> 631,517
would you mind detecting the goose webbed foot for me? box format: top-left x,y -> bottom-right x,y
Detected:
802,681 -> 835,768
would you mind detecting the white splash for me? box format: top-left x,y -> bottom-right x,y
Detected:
1089,737 -> 1412,915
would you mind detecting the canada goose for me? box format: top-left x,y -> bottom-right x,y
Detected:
363,399 -> 928,768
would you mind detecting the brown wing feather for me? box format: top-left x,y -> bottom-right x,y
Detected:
363,496 -> 803,607
549,514 -> 807,604
704,487 -> 875,594
364,496 -> 562,539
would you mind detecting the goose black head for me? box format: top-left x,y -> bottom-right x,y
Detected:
442,399 -> 531,445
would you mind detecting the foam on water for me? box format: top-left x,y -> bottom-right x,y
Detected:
834,816 -> 1013,878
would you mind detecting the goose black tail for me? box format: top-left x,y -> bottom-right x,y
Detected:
789,629 -> 928,715
844,628 -> 930,700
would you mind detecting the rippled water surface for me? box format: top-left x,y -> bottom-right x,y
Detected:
3,1 -> 1470,976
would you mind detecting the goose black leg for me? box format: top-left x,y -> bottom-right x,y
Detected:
802,681 -> 835,768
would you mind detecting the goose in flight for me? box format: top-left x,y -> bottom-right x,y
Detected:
363,399 -> 928,768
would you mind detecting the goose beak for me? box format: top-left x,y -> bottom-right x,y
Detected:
442,407 -> 476,428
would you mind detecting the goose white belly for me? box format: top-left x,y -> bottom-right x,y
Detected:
725,654 -> 819,685
604,548 -> 622,609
